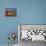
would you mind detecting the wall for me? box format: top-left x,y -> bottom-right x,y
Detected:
0,0 -> 46,45
0,0 -> 18,44
16,0 -> 46,24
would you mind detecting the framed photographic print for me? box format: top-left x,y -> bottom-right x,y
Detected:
5,8 -> 17,17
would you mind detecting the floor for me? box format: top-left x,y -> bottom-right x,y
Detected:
0,44 -> 18,46
19,40 -> 46,46
0,40 -> 46,46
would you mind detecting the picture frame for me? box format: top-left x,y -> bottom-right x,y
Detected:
5,8 -> 17,17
